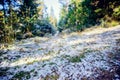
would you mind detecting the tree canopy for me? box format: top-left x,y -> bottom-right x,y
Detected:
0,0 -> 120,43
58,0 -> 120,31
0,0 -> 56,43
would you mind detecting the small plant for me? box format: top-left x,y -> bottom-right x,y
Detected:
68,54 -> 85,63
110,21 -> 119,27
30,69 -> 35,73
61,54 -> 85,63
42,63 -> 47,67
49,62 -> 56,65
101,19 -> 107,28
38,48 -> 44,50
83,48 -> 94,53
61,55 -> 71,58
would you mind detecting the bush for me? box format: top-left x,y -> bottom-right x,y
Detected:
32,20 -> 56,36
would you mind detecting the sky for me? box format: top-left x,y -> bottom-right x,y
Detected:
0,5 -> 3,10
0,0 -> 61,21
44,0 -> 61,21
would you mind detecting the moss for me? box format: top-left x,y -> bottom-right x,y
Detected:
42,63 -> 47,67
46,50 -> 55,55
68,54 -> 85,63
49,62 -> 56,65
11,71 -> 31,80
38,48 -> 44,50
61,54 -> 85,63
15,55 -> 21,58
30,69 -> 35,73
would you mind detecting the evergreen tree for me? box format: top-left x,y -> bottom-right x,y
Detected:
59,0 -> 120,32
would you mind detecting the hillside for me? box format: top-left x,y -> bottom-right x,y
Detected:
0,25 -> 120,80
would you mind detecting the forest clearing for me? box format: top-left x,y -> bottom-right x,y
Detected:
0,25 -> 120,80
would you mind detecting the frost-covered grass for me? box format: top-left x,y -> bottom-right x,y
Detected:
0,25 -> 120,80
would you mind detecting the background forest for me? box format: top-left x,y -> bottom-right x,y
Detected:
0,0 -> 120,43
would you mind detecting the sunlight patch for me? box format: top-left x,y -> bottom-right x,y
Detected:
10,55 -> 56,67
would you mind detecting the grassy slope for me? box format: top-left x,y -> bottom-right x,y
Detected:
0,25 -> 120,80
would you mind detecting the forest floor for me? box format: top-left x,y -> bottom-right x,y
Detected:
0,25 -> 120,80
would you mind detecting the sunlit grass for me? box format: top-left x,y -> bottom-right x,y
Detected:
34,37 -> 49,43
107,20 -> 119,27
81,25 -> 120,35
10,53 -> 57,67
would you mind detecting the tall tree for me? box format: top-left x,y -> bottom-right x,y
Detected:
0,0 -> 39,42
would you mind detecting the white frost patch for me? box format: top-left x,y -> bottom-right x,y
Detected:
0,60 -> 10,67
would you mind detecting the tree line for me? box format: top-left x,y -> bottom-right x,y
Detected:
58,0 -> 120,31
0,0 -> 57,43
0,0 -> 120,43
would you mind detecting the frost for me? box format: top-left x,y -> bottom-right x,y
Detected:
0,25 -> 120,80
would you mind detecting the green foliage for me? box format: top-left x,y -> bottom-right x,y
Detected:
0,0 -> 54,43
19,0 -> 38,33
58,0 -> 120,32
32,19 -> 56,36
62,54 -> 85,63
0,0 -> 38,43
113,6 -> 120,19
0,11 -> 15,43
59,0 -> 95,31
68,54 -> 85,63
